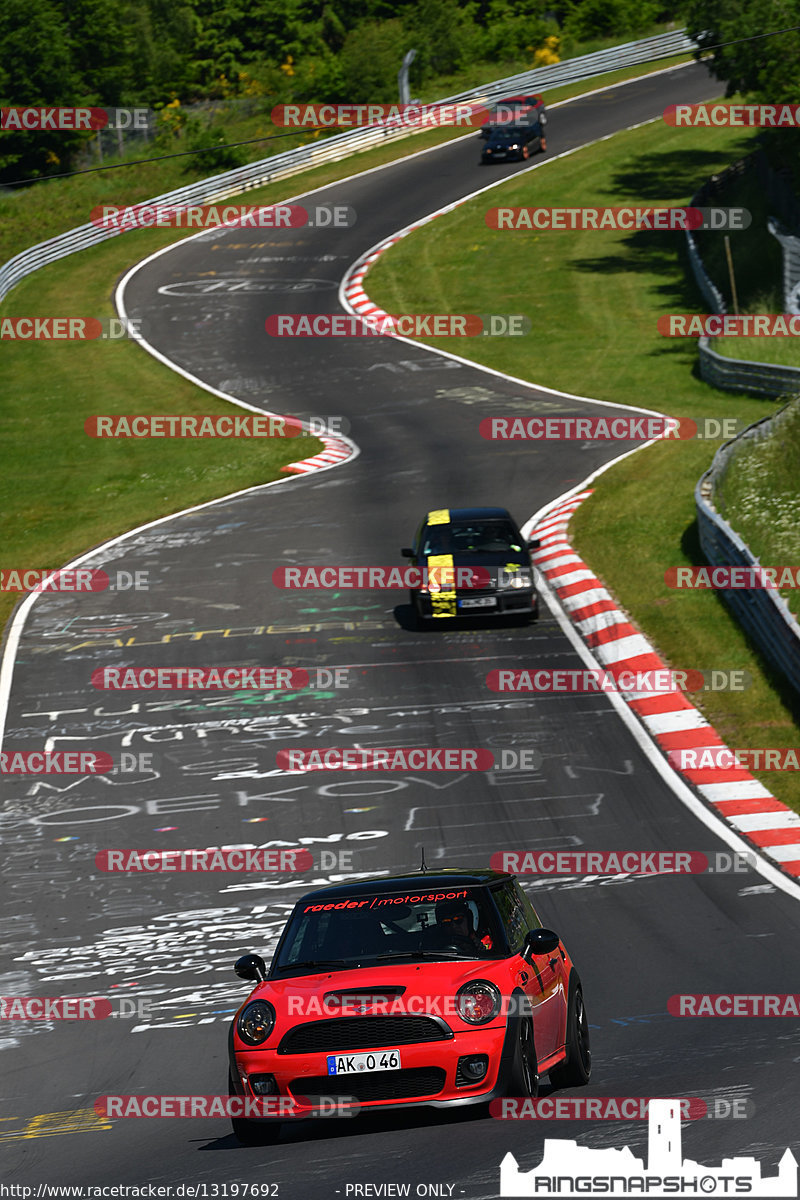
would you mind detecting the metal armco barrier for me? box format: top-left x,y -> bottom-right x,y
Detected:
695,404 -> 800,698
699,340 -> 800,396
687,156 -> 800,397
0,29 -> 695,304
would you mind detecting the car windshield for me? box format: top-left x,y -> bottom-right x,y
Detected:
272,886 -> 505,974
489,129 -> 523,143
421,519 -> 523,557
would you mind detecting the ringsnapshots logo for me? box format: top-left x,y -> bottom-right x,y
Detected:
485,206 -> 750,231
498,1098 -> 795,1197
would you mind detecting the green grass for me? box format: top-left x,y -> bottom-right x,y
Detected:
364,115 -> 800,812
716,399 -> 800,620
0,238 -> 321,638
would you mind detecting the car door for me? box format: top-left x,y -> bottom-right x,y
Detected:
494,882 -> 565,1061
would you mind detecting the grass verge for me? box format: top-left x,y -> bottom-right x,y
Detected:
716,399 -> 800,620
364,115 -> 800,811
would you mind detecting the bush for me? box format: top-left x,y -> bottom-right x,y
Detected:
181,116 -> 245,174
562,0 -> 659,42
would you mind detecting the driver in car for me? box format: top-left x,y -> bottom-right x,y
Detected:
435,899 -> 493,951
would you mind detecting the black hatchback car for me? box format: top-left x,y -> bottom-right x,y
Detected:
479,93 -> 547,157
481,122 -> 546,163
401,506 -> 540,624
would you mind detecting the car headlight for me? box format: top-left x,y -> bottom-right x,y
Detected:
499,567 -> 533,590
456,981 -> 502,1024
237,1000 -> 276,1046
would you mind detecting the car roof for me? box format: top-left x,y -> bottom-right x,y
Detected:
498,93 -> 542,104
298,868 -> 512,903
425,506 -> 514,522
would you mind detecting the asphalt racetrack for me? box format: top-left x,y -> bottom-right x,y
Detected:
3,60 -> 800,1198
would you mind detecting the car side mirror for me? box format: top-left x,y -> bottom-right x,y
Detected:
527,538 -> 541,550
234,953 -> 268,982
401,547 -> 415,558
523,929 -> 560,959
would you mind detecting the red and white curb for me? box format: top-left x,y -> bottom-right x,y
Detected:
343,211 -> 458,324
281,436 -> 353,474
531,490 -> 800,879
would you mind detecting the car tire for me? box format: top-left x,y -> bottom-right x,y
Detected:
521,145 -> 530,160
505,1014 -> 539,1097
412,594 -> 430,629
549,981 -> 591,1089
539,134 -> 547,153
229,1073 -> 282,1145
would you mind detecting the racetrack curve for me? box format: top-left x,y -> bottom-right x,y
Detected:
3,61 -> 800,1197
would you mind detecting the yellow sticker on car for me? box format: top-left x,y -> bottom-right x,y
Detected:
427,553 -> 457,617
427,509 -> 450,525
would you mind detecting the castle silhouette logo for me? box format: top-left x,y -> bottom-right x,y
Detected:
500,1099 -> 797,1197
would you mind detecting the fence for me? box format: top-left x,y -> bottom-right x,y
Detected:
687,153 -> 800,396
695,403 -> 800,697
0,29 -> 696,304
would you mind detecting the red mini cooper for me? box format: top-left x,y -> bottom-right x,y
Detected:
227,868 -> 590,1143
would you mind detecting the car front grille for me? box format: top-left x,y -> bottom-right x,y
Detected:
278,1016 -> 452,1055
289,1067 -> 447,1102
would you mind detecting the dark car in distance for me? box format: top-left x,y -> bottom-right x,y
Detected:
481,123 -> 546,163
402,506 -> 540,625
479,93 -> 547,157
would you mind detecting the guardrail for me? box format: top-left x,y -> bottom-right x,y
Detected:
687,155 -> 800,397
695,402 -> 800,697
0,28 -> 696,304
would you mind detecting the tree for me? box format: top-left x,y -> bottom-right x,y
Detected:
685,0 -> 800,103
0,0 -> 82,182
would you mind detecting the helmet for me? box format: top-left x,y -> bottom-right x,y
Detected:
435,899 -> 475,933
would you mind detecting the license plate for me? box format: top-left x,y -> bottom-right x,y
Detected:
459,596 -> 497,609
327,1049 -> 401,1075
493,151 -> 507,158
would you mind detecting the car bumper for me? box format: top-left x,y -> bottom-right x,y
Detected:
230,1019 -> 517,1116
414,588 -> 536,618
